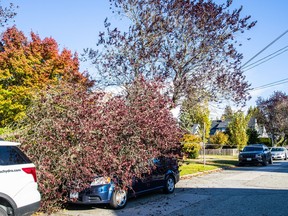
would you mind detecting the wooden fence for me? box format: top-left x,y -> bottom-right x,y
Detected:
199,148 -> 239,156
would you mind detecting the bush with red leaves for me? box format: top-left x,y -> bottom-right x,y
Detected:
14,78 -> 182,213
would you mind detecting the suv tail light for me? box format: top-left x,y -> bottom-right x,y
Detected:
22,167 -> 37,182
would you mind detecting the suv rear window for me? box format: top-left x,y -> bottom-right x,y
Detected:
0,146 -> 31,165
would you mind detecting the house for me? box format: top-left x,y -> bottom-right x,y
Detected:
209,118 -> 269,138
248,117 -> 269,138
209,120 -> 230,135
190,124 -> 201,135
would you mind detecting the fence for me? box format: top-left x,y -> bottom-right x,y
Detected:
199,148 -> 239,156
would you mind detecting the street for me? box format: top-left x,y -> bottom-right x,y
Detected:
52,160 -> 288,216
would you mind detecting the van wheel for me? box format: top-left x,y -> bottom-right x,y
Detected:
0,206 -> 8,216
164,176 -> 175,194
109,188 -> 127,209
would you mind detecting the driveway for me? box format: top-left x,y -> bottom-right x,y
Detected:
51,160 -> 288,216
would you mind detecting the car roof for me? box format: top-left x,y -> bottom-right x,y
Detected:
247,144 -> 266,147
0,141 -> 21,146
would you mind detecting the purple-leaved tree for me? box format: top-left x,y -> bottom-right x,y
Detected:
85,0 -> 256,106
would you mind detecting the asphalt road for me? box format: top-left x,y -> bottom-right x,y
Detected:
52,160 -> 288,216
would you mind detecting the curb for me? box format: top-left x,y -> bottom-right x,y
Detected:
180,165 -> 237,180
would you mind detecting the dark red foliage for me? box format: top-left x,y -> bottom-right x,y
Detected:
256,91 -> 288,145
86,0 -> 256,106
16,79 -> 182,213
0,2 -> 17,28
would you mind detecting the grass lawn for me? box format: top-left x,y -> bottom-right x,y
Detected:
180,155 -> 238,176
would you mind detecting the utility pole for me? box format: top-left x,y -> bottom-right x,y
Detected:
203,122 -> 206,166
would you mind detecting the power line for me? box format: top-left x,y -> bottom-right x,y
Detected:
241,29 -> 288,69
252,79 -> 288,90
242,30 -> 288,92
250,78 -> 288,91
242,45 -> 288,72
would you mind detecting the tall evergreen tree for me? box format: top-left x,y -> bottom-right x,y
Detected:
180,99 -> 211,140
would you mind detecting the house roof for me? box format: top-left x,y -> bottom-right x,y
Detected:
191,124 -> 200,135
217,121 -> 229,128
248,117 -> 256,128
209,120 -> 230,135
210,120 -> 230,129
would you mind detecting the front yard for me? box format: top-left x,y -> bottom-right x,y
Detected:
180,155 -> 238,176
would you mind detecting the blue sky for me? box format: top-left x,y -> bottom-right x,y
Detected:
4,0 -> 288,116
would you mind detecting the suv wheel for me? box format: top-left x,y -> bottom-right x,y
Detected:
0,206 -> 8,216
262,157 -> 268,166
269,157 -> 273,164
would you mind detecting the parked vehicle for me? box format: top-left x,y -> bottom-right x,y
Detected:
270,147 -> 287,160
0,141 -> 41,216
69,157 -> 179,209
238,144 -> 272,166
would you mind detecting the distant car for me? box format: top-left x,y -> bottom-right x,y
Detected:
238,144 -> 273,166
270,147 -> 287,160
0,141 -> 41,216
69,157 -> 179,209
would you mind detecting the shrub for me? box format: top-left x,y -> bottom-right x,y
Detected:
181,134 -> 201,159
182,142 -> 201,159
209,131 -> 228,149
247,128 -> 259,144
9,79 -> 182,213
0,127 -> 13,137
258,137 -> 272,146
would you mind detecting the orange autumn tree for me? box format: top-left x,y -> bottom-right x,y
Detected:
0,26 -> 94,127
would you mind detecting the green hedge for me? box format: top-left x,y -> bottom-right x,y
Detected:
257,137 -> 272,146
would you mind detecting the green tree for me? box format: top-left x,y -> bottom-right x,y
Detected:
246,128 -> 259,144
0,27 -> 93,127
228,111 -> 250,150
221,105 -> 234,120
180,99 -> 211,140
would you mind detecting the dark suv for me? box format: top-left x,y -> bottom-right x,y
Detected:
238,144 -> 273,166
69,157 -> 179,209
